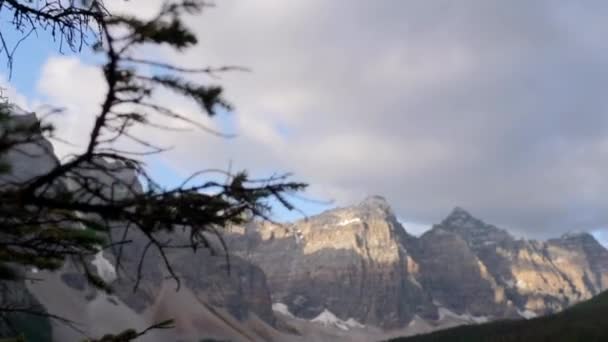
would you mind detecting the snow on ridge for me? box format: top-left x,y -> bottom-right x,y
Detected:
345,318 -> 365,328
517,309 -> 537,319
336,218 -> 361,227
470,315 -> 490,324
437,307 -> 489,324
92,251 -> 117,283
408,316 -> 420,327
311,309 -> 349,330
272,303 -> 294,318
310,309 -> 364,330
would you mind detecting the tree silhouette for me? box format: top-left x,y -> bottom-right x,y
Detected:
0,1 -> 306,340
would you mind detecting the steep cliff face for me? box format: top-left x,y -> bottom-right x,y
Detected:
411,227 -> 511,318
228,202 -> 608,333
548,232 -> 608,295
108,226 -> 276,327
228,196 -> 435,329
436,208 -> 608,316
77,160 -> 278,330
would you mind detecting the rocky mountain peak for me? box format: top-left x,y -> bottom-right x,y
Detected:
358,195 -> 391,211
439,207 -> 513,249
561,231 -> 595,241
555,231 -> 606,255
442,207 -> 480,227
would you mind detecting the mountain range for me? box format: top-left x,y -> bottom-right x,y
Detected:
2,112 -> 608,341
223,196 -> 608,340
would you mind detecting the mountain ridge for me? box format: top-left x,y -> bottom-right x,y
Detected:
227,198 -> 608,336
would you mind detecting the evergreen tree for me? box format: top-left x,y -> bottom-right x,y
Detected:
0,1 -> 306,340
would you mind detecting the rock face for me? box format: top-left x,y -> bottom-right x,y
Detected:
434,208 -> 608,315
77,159 -> 279,333
411,226 -> 511,318
0,109 -> 59,186
108,226 -> 276,326
227,196 -> 436,329
228,201 -> 608,332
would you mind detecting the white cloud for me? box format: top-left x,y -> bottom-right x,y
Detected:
36,56 -> 105,160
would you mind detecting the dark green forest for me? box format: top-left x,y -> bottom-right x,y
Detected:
389,290 -> 608,342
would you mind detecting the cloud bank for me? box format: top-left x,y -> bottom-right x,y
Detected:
24,1 -> 608,239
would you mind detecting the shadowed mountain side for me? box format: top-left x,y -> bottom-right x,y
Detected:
26,221 -> 282,341
407,227 -> 514,318
107,226 -> 276,326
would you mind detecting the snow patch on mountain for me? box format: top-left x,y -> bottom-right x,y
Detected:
272,303 -> 294,318
311,309 -> 364,330
517,309 -> 538,319
337,218 -> 361,226
92,251 -> 117,283
345,318 -> 365,328
437,307 -> 489,324
407,315 -> 422,327
470,315 -> 490,324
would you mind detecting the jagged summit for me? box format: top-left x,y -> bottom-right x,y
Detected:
353,195 -> 394,217
561,231 -> 594,240
359,195 -> 390,208
441,207 -> 483,228
439,207 -> 514,248
451,206 -> 470,216
555,231 -> 605,252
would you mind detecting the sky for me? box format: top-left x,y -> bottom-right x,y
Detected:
1,0 -> 608,244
